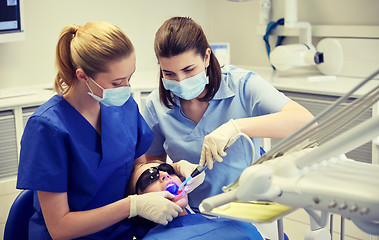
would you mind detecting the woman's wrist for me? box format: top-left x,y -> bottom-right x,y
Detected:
233,118 -> 245,134
124,195 -> 134,218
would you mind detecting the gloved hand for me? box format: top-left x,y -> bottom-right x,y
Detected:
199,119 -> 241,169
176,160 -> 205,193
129,191 -> 183,225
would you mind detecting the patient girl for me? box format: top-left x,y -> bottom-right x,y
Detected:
131,161 -> 188,214
129,161 -> 263,239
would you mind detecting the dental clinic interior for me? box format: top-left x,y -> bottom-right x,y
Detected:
1,0 -> 378,240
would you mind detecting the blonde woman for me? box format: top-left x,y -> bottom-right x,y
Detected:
17,21 -> 182,240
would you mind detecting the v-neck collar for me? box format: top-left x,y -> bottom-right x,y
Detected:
60,96 -> 100,137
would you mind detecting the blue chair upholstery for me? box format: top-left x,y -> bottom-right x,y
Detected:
4,190 -> 34,240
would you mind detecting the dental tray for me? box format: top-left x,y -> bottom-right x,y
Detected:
202,201 -> 295,223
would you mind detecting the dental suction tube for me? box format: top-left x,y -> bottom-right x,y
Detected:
222,133 -> 256,192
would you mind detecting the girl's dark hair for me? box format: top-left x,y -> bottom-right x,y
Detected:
154,17 -> 221,109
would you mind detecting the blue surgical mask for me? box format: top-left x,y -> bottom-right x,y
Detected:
86,77 -> 131,107
162,71 -> 209,100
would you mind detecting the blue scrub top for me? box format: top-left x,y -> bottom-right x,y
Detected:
141,213 -> 263,240
17,95 -> 153,240
144,65 -> 290,211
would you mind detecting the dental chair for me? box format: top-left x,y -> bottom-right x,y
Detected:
200,70 -> 379,240
4,189 -> 34,240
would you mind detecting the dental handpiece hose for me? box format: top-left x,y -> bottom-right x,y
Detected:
190,165 -> 207,178
178,134 -> 242,191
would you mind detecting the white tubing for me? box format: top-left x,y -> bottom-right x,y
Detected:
200,190 -> 237,212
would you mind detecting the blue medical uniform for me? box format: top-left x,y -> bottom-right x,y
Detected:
144,65 -> 290,211
17,95 -> 153,240
141,214 -> 263,240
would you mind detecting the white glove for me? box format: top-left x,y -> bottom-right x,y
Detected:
129,191 -> 183,225
176,160 -> 205,193
199,119 -> 241,169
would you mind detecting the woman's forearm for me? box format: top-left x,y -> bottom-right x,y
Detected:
235,101 -> 315,139
38,191 -> 131,240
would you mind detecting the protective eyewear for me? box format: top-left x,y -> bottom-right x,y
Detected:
135,163 -> 177,193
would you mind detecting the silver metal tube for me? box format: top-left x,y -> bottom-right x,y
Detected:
330,214 -> 333,239
295,115 -> 379,169
278,218 -> 284,240
341,216 -> 345,240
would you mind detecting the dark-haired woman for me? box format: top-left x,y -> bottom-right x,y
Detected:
144,17 -> 314,212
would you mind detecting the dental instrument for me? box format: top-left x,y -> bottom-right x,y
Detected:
178,133 -> 256,193
200,69 -> 379,239
177,175 -> 193,192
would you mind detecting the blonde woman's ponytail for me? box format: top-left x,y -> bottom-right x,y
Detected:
54,24 -> 80,95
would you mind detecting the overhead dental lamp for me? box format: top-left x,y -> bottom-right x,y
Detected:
269,43 -> 324,71
267,0 -> 324,71
228,0 -> 324,71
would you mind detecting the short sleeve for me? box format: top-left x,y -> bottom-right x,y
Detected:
240,72 -> 290,116
134,111 -> 154,159
17,116 -> 68,192
143,93 -> 166,156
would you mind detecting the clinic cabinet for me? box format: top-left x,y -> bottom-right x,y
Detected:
0,106 -> 37,179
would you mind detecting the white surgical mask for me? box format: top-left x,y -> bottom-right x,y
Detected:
162,70 -> 209,100
86,77 -> 131,107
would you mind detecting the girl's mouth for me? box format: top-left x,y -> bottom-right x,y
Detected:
165,182 -> 181,196
165,181 -> 187,205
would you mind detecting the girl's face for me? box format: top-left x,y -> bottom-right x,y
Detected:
158,49 -> 210,82
133,163 -> 188,209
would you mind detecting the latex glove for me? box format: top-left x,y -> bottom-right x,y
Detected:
129,191 -> 183,225
176,160 -> 205,193
199,119 -> 241,169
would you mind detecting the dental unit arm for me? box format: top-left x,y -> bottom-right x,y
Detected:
200,70 -> 379,238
